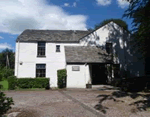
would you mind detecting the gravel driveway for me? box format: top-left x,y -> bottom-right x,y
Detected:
4,90 -> 100,117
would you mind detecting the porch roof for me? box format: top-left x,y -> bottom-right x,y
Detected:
65,46 -> 112,63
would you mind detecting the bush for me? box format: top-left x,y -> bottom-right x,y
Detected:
17,78 -> 50,89
0,67 -> 14,79
8,76 -> 17,90
0,73 -> 14,116
111,78 -> 122,87
113,76 -> 150,92
0,92 -> 14,116
57,69 -> 67,88
0,73 -> 3,89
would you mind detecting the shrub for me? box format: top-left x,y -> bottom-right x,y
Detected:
111,78 -> 122,87
57,69 -> 67,88
0,73 -> 14,116
116,76 -> 150,92
8,76 -> 17,90
17,78 -> 50,89
0,67 -> 14,79
0,92 -> 14,116
0,73 -> 3,89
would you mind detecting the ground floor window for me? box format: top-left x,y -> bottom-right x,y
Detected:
36,64 -> 46,77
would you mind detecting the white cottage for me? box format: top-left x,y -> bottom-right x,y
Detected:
15,21 -> 145,88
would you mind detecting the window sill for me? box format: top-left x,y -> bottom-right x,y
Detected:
37,55 -> 46,58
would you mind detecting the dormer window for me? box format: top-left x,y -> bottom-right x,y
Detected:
56,45 -> 60,52
37,42 -> 46,56
106,42 -> 112,54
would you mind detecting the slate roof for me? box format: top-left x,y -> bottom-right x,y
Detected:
65,46 -> 111,63
16,29 -> 90,42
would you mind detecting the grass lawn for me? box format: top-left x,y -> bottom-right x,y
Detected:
0,80 -> 8,90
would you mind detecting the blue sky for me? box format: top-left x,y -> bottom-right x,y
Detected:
0,0 -> 132,52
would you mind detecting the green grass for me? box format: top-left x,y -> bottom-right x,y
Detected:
0,80 -> 8,90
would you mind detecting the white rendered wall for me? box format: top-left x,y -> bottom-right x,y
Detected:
80,22 -> 145,78
15,42 -> 80,87
66,64 -> 91,88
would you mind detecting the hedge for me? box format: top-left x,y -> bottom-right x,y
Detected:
17,78 -> 50,89
7,77 -> 50,89
8,76 -> 17,90
57,69 -> 67,88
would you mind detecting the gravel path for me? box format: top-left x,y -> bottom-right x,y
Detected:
63,88 -> 150,117
4,90 -> 99,117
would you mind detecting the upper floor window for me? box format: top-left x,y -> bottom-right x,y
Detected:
37,42 -> 45,56
105,42 -> 112,54
56,45 -> 60,52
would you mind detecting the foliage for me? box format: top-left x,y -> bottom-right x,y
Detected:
0,67 -> 14,79
57,69 -> 67,88
17,78 -> 50,89
111,76 -> 150,92
94,19 -> 128,30
0,92 -> 14,116
87,28 -> 94,31
0,71 -> 14,116
0,48 -> 15,69
0,73 -> 3,89
111,78 -> 122,87
123,0 -> 150,58
7,76 -> 17,90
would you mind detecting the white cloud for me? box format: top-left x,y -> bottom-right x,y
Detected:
0,43 -> 13,50
96,0 -> 111,6
0,36 -> 4,39
64,3 -> 70,7
0,0 -> 87,34
117,0 -> 129,9
73,2 -> 77,7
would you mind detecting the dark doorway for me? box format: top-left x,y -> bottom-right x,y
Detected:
145,57 -> 150,75
91,64 -> 107,85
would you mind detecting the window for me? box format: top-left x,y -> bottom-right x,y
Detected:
113,64 -> 120,78
36,64 -> 46,77
56,45 -> 60,52
37,42 -> 45,56
106,42 -> 112,54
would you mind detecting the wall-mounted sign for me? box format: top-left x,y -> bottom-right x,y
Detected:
72,66 -> 80,71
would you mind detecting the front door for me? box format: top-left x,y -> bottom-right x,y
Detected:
91,64 -> 107,85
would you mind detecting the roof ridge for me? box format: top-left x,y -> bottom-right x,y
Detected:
24,29 -> 89,32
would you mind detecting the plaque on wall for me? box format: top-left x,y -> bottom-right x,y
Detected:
72,66 -> 80,71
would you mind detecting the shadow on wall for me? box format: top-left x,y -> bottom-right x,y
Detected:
80,22 -> 145,78
104,22 -> 145,78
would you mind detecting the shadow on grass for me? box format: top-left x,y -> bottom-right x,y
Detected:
94,90 -> 150,114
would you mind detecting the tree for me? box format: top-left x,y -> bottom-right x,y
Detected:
123,0 -> 150,58
0,48 -> 15,69
94,19 -> 128,31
